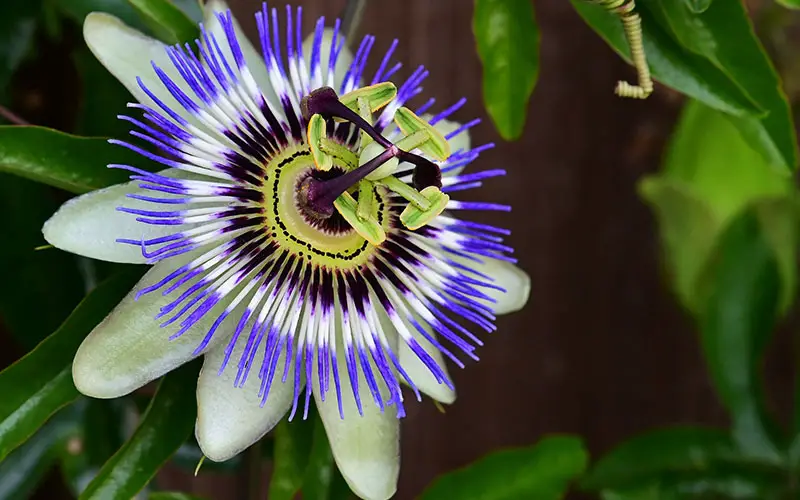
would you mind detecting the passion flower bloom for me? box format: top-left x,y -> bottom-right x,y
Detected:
42,2 -> 530,498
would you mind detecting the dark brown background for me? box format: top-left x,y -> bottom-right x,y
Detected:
6,0 -> 796,498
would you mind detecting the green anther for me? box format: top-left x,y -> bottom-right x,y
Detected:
399,186 -> 449,230
395,130 -> 430,152
380,175 -> 431,211
357,180 -> 376,220
339,82 -> 397,115
357,96 -> 374,148
306,113 -> 333,171
320,137 -> 359,169
393,107 -> 451,161
334,191 -> 386,245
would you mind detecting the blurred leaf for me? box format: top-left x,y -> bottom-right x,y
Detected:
777,0 -> 800,9
685,0 -> 712,13
0,0 -> 42,99
302,414 -> 353,500
55,0 -> 150,33
128,0 -> 199,45
652,100 -> 794,311
73,49 -> 136,138
420,435 -> 588,500
0,271 -> 139,462
0,125 -> 150,193
0,174 -> 84,349
80,361 -> 201,500
0,408 -> 79,500
581,427 -> 737,490
473,0 -> 539,140
59,399 -> 130,496
583,427 -> 789,498
696,208 -> 784,462
171,0 -> 202,23
149,493 -> 208,500
643,0 -> 797,171
570,1 -> 761,117
638,177 -> 719,313
269,412 -> 316,500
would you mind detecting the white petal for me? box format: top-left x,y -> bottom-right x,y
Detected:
376,309 -> 455,404
202,0 -> 278,106
302,29 -> 355,91
83,13 -> 193,120
42,169 -> 191,264
398,334 -> 456,405
477,258 -> 530,315
196,335 -> 295,462
313,329 -> 399,500
72,250 -> 236,398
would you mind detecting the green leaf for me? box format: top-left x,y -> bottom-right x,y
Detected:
55,0 -> 150,33
0,125 -> 149,193
268,413 -> 316,500
685,0 -> 712,13
80,361 -> 200,500
473,0 -> 539,140
127,0 -> 199,46
583,427 -> 789,498
0,408 -> 80,500
642,0 -> 797,171
638,177 -> 719,313
696,208 -> 784,462
649,100 -> 795,312
581,427 -> 737,491
570,1 -> 761,117
150,493 -> 208,500
420,435 -> 588,500
59,399 -> 130,496
777,0 -> 800,9
0,174 -> 84,349
0,271 -> 139,462
0,0 -> 41,99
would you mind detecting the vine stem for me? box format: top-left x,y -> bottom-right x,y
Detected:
0,105 -> 29,125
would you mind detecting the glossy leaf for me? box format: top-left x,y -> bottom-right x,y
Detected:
696,209 -> 783,462
268,412 -> 316,500
473,0 -> 539,140
570,1 -> 760,117
0,272 -> 139,462
0,174 -> 84,349
80,361 -> 200,499
643,0 -> 797,170
127,0 -> 199,46
0,125 -> 148,193
420,435 -> 587,500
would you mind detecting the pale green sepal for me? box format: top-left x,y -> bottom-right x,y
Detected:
196,338 -> 295,462
307,114 -> 333,171
72,250 -> 236,399
399,186 -> 449,230
334,192 -> 386,245
394,107 -> 451,161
